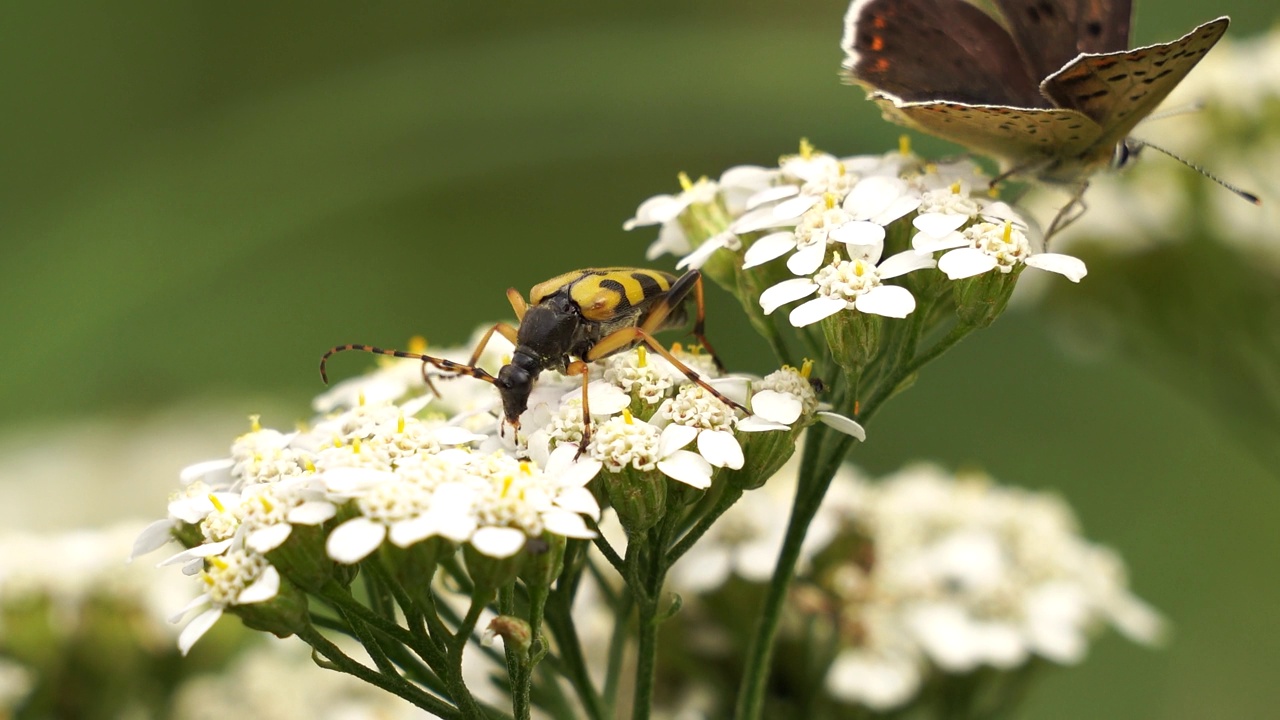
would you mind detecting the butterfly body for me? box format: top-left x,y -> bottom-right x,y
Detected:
842,0 -> 1228,189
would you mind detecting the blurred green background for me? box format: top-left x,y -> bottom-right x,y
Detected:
2,1 -> 1276,718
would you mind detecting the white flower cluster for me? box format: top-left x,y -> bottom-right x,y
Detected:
819,464 -> 1164,711
667,460 -> 1162,713
139,332 -> 861,655
626,141 -> 1086,328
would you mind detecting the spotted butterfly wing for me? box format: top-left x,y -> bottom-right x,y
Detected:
842,0 -> 1228,185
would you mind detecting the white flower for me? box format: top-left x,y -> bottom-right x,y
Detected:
173,549 -> 280,655
935,221 -> 1087,282
741,365 -> 866,441
591,410 -> 714,489
655,384 -> 743,470
604,345 -> 676,405
761,247 -> 935,327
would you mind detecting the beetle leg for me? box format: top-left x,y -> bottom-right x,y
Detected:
585,327 -> 747,414
506,288 -> 529,322
564,359 -> 591,457
638,270 -> 728,371
467,322 -> 521,368
320,344 -> 498,386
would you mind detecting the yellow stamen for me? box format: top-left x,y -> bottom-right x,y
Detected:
1002,222 -> 1013,244
358,391 -> 366,407
258,495 -> 274,513
824,192 -> 837,210
519,460 -> 532,476
397,413 -> 405,434
924,162 -> 937,174
305,459 -> 316,473
838,163 -> 847,177
332,435 -> 343,448
501,475 -> 513,498
854,259 -> 866,277
671,341 -> 685,354
898,135 -> 911,156
201,571 -> 214,586
209,494 -> 226,513
949,181 -> 962,195
209,557 -> 229,571
501,354 -> 512,365
623,408 -> 634,425
352,438 -> 362,454
799,137 -> 815,159
678,171 -> 694,192
800,358 -> 814,379
408,335 -> 428,354
249,414 -> 261,433
636,345 -> 648,368
253,451 -> 263,464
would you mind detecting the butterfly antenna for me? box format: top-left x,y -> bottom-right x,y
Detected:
1128,138 -> 1261,206
1140,101 -> 1206,124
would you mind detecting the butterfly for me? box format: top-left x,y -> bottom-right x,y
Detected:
841,0 -> 1230,233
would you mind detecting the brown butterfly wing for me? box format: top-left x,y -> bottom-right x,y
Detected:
1041,17 -> 1228,144
842,0 -> 1046,108
990,0 -> 1134,83
872,96 -> 1104,171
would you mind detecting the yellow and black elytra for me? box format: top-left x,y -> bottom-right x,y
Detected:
320,268 -> 746,447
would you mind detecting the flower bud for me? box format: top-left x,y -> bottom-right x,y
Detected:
602,466 -> 669,536
821,310 -> 882,372
484,615 -> 533,656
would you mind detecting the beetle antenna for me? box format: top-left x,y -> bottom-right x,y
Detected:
1127,138 -> 1261,206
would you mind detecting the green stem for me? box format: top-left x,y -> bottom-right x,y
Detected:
545,598 -> 607,720
603,588 -> 634,717
297,624 -> 462,719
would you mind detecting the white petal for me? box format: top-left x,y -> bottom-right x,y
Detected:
855,285 -> 916,318
830,220 -> 885,250
236,566 -> 281,604
913,212 -> 970,237
759,279 -> 817,315
751,389 -> 803,425
697,429 -> 744,469
912,230 -> 969,253
789,296 -> 846,327
871,195 -> 923,225
178,608 -> 223,656
179,458 -> 234,485
169,593 -> 210,624
325,517 -> 387,564
321,468 -> 397,496
771,193 -> 818,221
736,415 -> 791,432
625,194 -> 682,229
542,509 -> 596,539
546,446 -> 602,488
647,221 -> 691,260
471,527 -> 528,559
555,487 -> 602,521
246,524 -> 293,554
158,540 -> 232,567
732,206 -> 794,234
431,511 -> 479,543
741,232 -> 796,269
288,501 -> 336,525
676,233 -> 732,270
786,242 -> 827,276
937,247 -> 999,279
1025,252 -> 1088,282
657,450 -> 713,489
877,250 -> 936,279
659,423 -> 700,457
433,426 -> 488,445
844,176 -> 904,219
583,381 -> 631,415
130,519 -> 175,560
721,165 -> 773,191
743,183 -> 799,211
389,518 -> 433,547
817,411 -> 866,441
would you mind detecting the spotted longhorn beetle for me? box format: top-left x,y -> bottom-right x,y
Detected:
320,268 -> 747,448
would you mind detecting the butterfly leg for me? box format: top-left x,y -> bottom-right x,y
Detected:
1044,183 -> 1090,242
